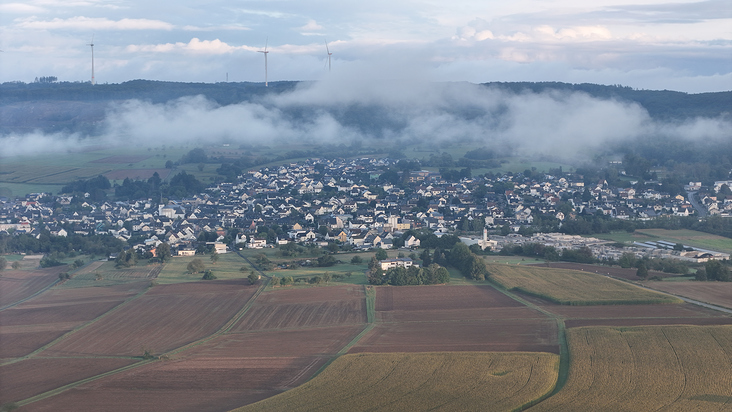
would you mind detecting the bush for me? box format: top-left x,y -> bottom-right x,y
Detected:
201,270 -> 217,280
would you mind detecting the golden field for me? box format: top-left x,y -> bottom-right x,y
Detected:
487,264 -> 681,305
238,352 -> 559,412
529,325 -> 732,411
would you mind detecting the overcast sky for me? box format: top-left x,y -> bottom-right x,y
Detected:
0,0 -> 730,92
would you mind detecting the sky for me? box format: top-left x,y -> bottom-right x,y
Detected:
0,0 -> 730,92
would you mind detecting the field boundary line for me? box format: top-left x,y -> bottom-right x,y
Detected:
12,278 -> 270,406
163,277 -> 271,357
0,278 -> 60,311
0,284 -> 152,366
15,359 -> 153,407
486,279 -> 570,408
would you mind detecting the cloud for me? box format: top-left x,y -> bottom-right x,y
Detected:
0,3 -> 47,13
15,16 -> 174,31
125,38 -> 252,54
2,79 -> 729,161
298,19 -> 324,35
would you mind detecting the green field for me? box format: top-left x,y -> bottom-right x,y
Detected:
488,264 -> 682,305
156,253 -> 253,284
239,352 -> 559,412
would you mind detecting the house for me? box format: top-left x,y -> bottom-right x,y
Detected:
380,258 -> 417,271
178,248 -> 196,257
404,235 -> 421,248
248,238 -> 267,249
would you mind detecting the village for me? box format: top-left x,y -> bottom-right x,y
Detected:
1,157 -> 731,263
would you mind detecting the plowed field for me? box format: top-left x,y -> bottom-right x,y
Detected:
350,318 -> 558,354
0,266 -> 65,308
641,281 -> 732,309
43,280 -> 258,357
0,357 -> 138,404
231,285 -> 366,331
0,282 -> 147,358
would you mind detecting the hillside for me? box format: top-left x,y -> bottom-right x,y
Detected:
1,80 -> 729,135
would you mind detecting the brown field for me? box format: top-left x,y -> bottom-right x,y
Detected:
239,352 -> 559,412
528,325 -> 732,411
104,168 -> 171,181
90,155 -> 150,164
488,264 -> 681,305
0,282 -> 147,359
184,325 -> 366,358
0,357 -> 138,405
565,317 -> 732,328
349,318 -> 559,354
641,281 -> 732,309
230,285 -> 366,331
0,266 -> 66,308
42,280 -> 258,357
533,262 -> 675,280
23,357 -> 326,412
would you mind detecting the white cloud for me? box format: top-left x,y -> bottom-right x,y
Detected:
297,19 -> 324,35
15,16 -> 174,31
125,38 -> 252,54
0,3 -> 47,13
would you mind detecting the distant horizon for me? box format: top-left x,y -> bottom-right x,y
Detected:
1,0 -> 729,94
6,78 -> 731,95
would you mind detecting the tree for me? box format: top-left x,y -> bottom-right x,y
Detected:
187,258 -> 206,274
375,248 -> 388,260
202,270 -> 217,280
351,255 -> 363,264
705,260 -> 731,281
248,273 -> 259,284
210,250 -> 220,265
636,262 -> 649,279
0,257 -> 6,271
156,242 -> 172,263
271,276 -> 280,287
618,252 -> 636,268
11,261 -> 21,270
323,272 -> 332,283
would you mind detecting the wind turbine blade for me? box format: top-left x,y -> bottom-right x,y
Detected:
325,39 -> 330,54
264,37 -> 268,52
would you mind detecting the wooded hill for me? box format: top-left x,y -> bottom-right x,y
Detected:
0,80 -> 729,135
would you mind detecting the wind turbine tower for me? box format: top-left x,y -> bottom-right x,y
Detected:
325,39 -> 332,72
87,36 -> 95,85
257,38 -> 269,87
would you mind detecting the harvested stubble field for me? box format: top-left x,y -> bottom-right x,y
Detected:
42,280 -> 258,357
238,352 -> 559,412
231,285 -> 367,331
641,281 -> 732,309
0,266 -> 66,308
0,357 -> 138,405
0,282 -> 148,358
488,264 -> 682,305
527,325 -> 732,411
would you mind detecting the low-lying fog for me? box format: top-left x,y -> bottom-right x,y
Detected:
1,77 -> 730,161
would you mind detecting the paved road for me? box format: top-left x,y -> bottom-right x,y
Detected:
686,189 -> 707,217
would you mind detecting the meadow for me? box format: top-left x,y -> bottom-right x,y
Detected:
487,263 -> 682,305
239,352 -> 559,412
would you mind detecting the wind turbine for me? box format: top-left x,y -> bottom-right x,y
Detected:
257,38 -> 269,87
325,39 -> 332,72
87,36 -> 95,85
